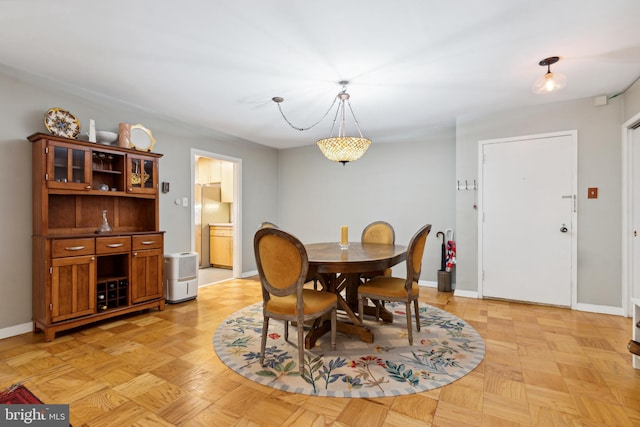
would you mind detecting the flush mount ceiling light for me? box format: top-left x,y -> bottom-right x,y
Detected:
273,81 -> 371,165
532,56 -> 567,94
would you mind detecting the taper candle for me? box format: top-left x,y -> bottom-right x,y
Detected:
340,226 -> 348,245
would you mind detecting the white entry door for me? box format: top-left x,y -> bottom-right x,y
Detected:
479,131 -> 577,306
631,125 -> 640,300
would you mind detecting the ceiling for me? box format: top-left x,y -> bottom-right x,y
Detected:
2,1 -> 640,150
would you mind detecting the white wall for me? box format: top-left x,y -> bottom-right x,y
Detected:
0,69 -> 279,332
278,125 -> 456,282
455,96 -> 624,307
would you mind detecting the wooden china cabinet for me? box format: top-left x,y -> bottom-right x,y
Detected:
28,133 -> 165,341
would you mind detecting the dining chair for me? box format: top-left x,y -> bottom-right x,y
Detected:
254,227 -> 337,373
361,221 -> 396,280
259,221 -> 279,229
357,224 -> 431,345
258,221 -> 323,290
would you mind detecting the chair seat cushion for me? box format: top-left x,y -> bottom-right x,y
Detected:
266,289 -> 337,315
358,276 -> 419,298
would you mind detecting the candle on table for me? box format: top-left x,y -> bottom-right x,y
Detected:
340,226 -> 348,245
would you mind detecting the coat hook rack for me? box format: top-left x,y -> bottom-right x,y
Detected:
456,179 -> 477,191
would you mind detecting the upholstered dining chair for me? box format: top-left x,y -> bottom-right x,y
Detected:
259,221 -> 279,229
254,227 -> 337,373
357,224 -> 431,345
360,221 -> 396,285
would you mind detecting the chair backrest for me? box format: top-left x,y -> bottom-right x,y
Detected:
259,221 -> 279,229
405,224 -> 432,285
361,221 -> 395,244
254,227 -> 308,302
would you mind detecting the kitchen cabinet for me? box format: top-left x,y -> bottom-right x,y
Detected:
29,133 -> 165,341
221,161 -> 233,202
209,225 -> 233,268
131,234 -> 164,303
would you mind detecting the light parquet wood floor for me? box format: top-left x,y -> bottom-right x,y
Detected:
1,278 -> 638,426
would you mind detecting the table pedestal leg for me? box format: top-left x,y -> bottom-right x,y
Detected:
305,319 -> 373,349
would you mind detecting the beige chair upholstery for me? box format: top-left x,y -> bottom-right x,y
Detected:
361,221 -> 395,280
361,221 -> 395,245
357,224 -> 431,345
254,227 -> 337,373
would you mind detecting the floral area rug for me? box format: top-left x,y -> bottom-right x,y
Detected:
213,301 -> 485,398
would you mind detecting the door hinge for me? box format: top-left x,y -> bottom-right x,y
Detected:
45,173 -> 49,181
49,267 -> 52,274
45,146 -> 49,154
49,303 -> 52,311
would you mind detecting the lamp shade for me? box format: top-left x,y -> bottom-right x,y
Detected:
532,71 -> 567,94
316,136 -> 371,165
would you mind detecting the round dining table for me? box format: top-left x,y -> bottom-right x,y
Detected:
303,242 -> 407,348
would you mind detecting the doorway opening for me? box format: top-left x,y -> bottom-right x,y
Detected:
622,111 -> 640,316
191,149 -> 241,286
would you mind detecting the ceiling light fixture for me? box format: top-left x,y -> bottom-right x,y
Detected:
273,81 -> 371,165
532,56 -> 566,94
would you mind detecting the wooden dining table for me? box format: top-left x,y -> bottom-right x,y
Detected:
303,242 -> 407,349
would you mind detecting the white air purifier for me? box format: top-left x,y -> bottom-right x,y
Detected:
164,252 -> 199,303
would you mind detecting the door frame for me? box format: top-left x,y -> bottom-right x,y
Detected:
191,148 -> 242,280
622,111 -> 640,317
477,130 -> 578,308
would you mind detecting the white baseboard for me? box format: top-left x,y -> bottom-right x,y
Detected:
452,289 -> 479,299
419,280 -> 437,288
0,322 -> 32,340
241,269 -> 258,278
574,302 -> 624,316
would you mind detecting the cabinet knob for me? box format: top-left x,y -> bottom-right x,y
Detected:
86,185 -> 92,190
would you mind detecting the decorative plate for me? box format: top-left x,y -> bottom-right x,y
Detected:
44,108 -> 81,139
129,124 -> 156,152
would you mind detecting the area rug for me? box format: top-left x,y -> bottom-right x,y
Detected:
0,384 -> 44,404
213,301 -> 485,397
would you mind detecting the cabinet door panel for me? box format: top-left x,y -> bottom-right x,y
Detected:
131,248 -> 164,303
51,255 -> 96,322
46,141 -> 92,190
127,155 -> 158,194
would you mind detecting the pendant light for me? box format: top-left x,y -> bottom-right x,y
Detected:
532,56 -> 566,94
273,81 -> 371,165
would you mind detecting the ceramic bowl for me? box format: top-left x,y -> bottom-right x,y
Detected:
96,131 -> 118,144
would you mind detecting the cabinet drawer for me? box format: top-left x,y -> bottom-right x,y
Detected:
96,236 -> 131,254
210,226 -> 233,237
52,238 -> 95,258
132,234 -> 163,250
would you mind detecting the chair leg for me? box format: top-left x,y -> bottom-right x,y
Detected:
405,302 -> 413,345
284,320 -> 289,342
297,320 -> 305,374
358,296 -> 364,323
413,299 -> 420,332
331,308 -> 337,351
260,317 -> 269,366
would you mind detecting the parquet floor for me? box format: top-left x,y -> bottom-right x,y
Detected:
1,278 -> 638,426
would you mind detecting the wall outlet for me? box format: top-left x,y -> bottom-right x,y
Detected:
182,197 -> 189,207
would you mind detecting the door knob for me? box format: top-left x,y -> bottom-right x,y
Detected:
560,224 -> 568,233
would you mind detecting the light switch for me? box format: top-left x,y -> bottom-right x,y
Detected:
588,187 -> 598,199
182,197 -> 189,207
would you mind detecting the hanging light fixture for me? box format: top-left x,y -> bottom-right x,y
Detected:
532,56 -> 567,94
273,81 -> 371,165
